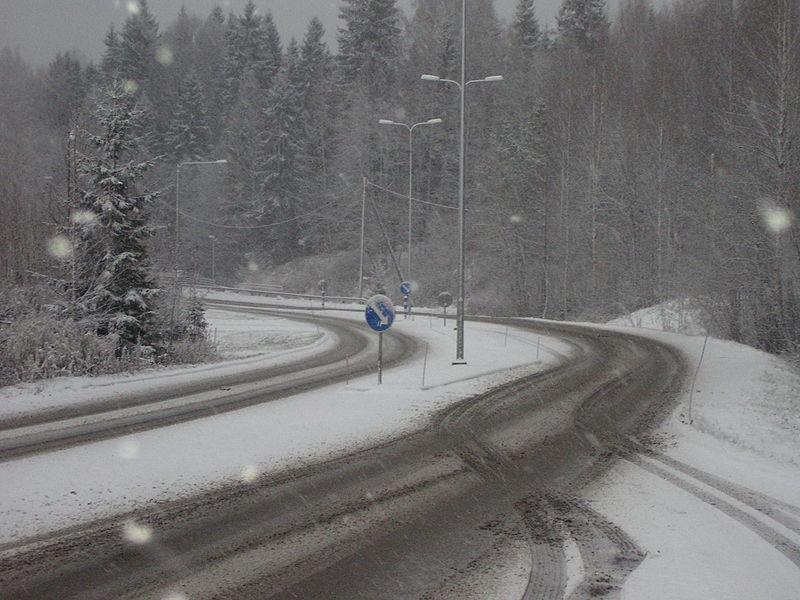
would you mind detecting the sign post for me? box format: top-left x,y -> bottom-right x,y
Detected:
400,281 -> 412,319
438,291 -> 452,327
364,294 -> 396,384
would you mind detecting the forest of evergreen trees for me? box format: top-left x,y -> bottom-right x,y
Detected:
1,0 -> 799,354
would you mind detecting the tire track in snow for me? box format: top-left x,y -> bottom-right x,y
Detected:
624,454 -> 800,569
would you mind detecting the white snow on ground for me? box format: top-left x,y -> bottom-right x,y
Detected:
0,309 -> 328,421
583,324 -> 800,600
607,298 -> 707,335
0,302 -> 571,546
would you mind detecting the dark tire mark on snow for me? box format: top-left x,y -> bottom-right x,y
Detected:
515,495 -> 567,600
624,438 -> 800,536
626,454 -> 800,569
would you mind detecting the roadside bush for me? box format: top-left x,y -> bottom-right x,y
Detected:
0,281 -> 216,387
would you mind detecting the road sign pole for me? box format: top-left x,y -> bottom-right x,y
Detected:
378,332 -> 383,385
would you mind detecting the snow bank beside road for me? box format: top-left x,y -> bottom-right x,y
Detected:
607,298 -> 707,335
0,307 -> 571,546
584,325 -> 800,600
0,309 -> 328,422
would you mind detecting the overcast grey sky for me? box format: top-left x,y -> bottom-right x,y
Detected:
1,0 -> 637,66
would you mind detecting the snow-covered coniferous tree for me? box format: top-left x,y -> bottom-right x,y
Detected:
74,81 -> 160,347
165,71 -> 211,162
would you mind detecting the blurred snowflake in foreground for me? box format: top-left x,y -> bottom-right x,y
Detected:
759,200 -> 792,235
240,464 -> 259,483
71,210 -> 97,225
116,439 -> 140,460
156,47 -> 174,66
122,521 -> 152,544
123,80 -> 139,94
47,235 -> 73,260
126,1 -> 141,15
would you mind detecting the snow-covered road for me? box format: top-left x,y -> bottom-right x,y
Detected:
2,295 -> 799,600
0,302 -> 571,547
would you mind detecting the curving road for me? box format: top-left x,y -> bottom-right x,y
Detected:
0,304 -> 415,461
0,310 -> 689,600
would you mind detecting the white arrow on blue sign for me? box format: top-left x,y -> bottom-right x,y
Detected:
365,294 -> 395,332
400,281 -> 412,295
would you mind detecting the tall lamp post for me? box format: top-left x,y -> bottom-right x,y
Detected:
421,0 -> 503,364
377,117 -> 442,281
175,160 -> 228,283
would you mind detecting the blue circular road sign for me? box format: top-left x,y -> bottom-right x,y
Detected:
400,281 -> 412,295
365,294 -> 396,332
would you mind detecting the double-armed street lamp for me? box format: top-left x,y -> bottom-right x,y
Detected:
174,159 -> 228,283
377,117 -> 443,280
421,0 -> 503,364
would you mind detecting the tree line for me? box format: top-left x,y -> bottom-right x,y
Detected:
0,0 -> 798,354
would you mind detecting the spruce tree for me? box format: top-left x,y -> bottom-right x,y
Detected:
337,0 -> 401,98
165,71 -> 211,162
100,25 -> 123,80
45,52 -> 85,132
119,0 -> 160,83
557,0 -> 608,53
257,40 -> 305,262
74,81 -> 160,347
512,0 -> 542,55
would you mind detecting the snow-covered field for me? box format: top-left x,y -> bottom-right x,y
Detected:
0,303 -> 570,546
584,324 -> 800,599
0,309 -> 328,421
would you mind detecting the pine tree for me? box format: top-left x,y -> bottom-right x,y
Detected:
257,40 -> 305,262
512,0 -> 542,55
337,0 -> 401,98
45,52 -> 85,132
557,0 -> 608,53
165,71 -> 211,162
100,25 -> 123,80
119,0 -> 160,83
195,6 -> 228,139
259,11 -> 283,87
74,81 -> 160,346
221,1 -> 281,107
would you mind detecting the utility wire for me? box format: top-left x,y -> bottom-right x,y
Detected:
155,196 -> 354,230
365,180 -> 458,210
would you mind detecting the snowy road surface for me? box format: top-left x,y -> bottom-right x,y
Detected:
1,297 -> 799,599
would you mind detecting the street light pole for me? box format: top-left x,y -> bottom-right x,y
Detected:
377,117 -> 442,281
174,160 -> 228,284
421,57 -> 503,363
172,160 -> 228,327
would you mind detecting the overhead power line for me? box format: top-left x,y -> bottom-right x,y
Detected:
155,196 -> 354,230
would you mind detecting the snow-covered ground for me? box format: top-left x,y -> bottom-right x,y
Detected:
584,324 -> 800,599
607,298 -> 707,335
0,302 -> 570,546
0,309 -> 328,421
